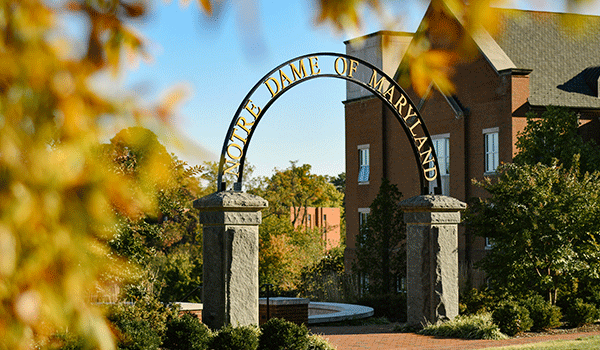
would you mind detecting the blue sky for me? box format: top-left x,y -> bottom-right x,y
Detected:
118,0 -> 600,180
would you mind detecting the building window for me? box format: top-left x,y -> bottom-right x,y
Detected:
429,134 -> 450,196
307,214 -> 312,228
358,144 -> 370,184
485,237 -> 493,250
483,128 -> 499,174
358,208 -> 370,229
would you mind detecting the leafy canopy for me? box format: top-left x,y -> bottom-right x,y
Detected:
354,178 -> 405,295
466,161 -> 600,304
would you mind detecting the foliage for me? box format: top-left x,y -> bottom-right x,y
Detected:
460,288 -> 499,316
514,106 -> 600,174
163,313 -> 211,350
251,162 -> 344,293
563,298 -> 599,328
253,161 -> 343,224
106,127 -> 205,303
418,313 -> 507,340
355,293 -> 407,322
298,247 -> 346,301
521,295 -> 562,332
200,160 -> 258,193
466,161 -> 600,304
106,295 -> 177,350
307,334 -> 337,350
492,300 -> 533,336
258,318 -> 309,350
354,178 -> 405,295
0,0 -> 197,347
210,324 -> 260,350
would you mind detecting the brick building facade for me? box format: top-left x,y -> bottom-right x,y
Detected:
344,6 -> 600,275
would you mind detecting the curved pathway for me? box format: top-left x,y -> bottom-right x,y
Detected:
309,324 -> 600,350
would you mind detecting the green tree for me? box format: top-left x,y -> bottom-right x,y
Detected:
466,161 -> 600,304
106,127 -> 205,303
354,178 -> 405,295
250,162 -> 344,293
514,106 -> 600,174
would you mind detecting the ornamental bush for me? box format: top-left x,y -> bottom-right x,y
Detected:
521,295 -> 562,331
491,300 -> 533,336
563,298 -> 599,328
210,324 -> 260,350
163,313 -> 211,350
259,318 -> 309,350
418,313 -> 507,340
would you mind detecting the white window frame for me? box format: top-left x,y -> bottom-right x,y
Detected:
483,127 -> 499,174
358,144 -> 370,184
358,208 -> 370,228
429,133 -> 450,196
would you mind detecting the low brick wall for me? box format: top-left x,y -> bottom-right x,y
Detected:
259,297 -> 309,325
177,302 -> 203,321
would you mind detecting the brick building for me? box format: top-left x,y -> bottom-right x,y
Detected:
290,206 -> 341,251
343,6 -> 600,274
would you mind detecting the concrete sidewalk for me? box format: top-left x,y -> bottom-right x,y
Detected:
309,324 -> 600,350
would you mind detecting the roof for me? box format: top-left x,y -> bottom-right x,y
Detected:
490,9 -> 600,109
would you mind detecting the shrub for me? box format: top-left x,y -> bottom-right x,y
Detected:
163,313 -> 211,350
460,288 -> 496,315
521,295 -> 562,331
492,300 -> 533,336
307,334 -> 337,350
417,313 -> 507,340
259,318 -> 309,350
563,298 -> 599,328
354,293 -> 406,322
210,324 -> 260,350
106,296 -> 176,350
46,332 -> 85,350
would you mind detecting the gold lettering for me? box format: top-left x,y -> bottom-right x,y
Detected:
394,93 -> 408,113
408,119 -> 422,137
368,70 -> 386,93
414,136 -> 428,151
404,104 -> 418,121
230,128 -> 247,144
309,56 -> 321,75
223,160 -> 240,176
348,59 -> 359,78
423,166 -> 438,181
264,77 -> 280,97
236,117 -> 255,134
383,85 -> 395,103
290,60 -> 308,81
279,69 -> 293,89
334,57 -> 347,76
227,143 -> 243,160
244,100 -> 261,119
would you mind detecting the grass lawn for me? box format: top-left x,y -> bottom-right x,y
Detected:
482,335 -> 600,350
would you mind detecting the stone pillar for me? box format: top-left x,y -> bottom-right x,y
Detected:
400,195 -> 466,327
193,191 -> 268,330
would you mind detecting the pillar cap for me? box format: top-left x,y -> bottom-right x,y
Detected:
399,195 -> 466,212
193,191 -> 268,210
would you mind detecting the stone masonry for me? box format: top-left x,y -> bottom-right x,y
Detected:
193,191 -> 268,330
400,195 -> 466,327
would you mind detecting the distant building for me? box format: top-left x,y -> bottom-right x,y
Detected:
343,6 -> 600,278
290,207 -> 342,251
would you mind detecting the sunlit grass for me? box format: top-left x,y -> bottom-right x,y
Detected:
482,335 -> 600,350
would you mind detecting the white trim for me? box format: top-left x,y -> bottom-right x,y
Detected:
482,127 -> 499,134
357,144 -> 370,150
358,208 -> 371,214
431,133 -> 450,140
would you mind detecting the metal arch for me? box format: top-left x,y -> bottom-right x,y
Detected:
217,52 -> 442,195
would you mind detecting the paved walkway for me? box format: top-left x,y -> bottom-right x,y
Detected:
309,324 -> 600,350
